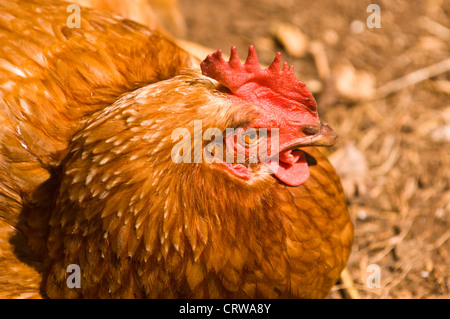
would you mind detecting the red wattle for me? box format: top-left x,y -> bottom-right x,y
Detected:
266,150 -> 309,186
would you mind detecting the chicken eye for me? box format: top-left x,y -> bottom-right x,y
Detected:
240,130 -> 260,146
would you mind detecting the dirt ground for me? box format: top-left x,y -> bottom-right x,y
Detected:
179,0 -> 450,299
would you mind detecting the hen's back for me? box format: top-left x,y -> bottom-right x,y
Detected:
0,0 -> 191,297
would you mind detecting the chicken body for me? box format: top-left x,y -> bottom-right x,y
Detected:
0,0 -> 191,297
0,0 -> 353,298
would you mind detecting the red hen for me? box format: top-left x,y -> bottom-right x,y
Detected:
0,0 -> 353,298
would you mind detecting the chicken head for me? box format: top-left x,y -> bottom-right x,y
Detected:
201,46 -> 337,186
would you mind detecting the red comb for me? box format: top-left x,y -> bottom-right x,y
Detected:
200,45 -> 317,113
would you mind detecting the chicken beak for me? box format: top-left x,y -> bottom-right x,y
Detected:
282,122 -> 338,151
307,122 -> 338,147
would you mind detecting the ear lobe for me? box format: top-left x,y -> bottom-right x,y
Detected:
218,162 -> 251,180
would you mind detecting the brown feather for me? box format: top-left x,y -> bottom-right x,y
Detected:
0,0 -> 352,299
